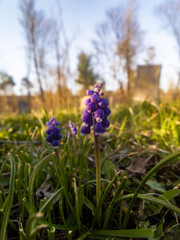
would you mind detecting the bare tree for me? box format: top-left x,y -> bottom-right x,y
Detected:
0,72 -> 15,96
93,0 -> 143,93
50,3 -> 77,107
21,77 -> 33,111
19,0 -> 52,104
156,0 -> 180,88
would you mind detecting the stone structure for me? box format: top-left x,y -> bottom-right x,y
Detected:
134,65 -> 161,101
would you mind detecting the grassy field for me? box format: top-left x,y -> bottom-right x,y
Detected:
0,101 -> 180,239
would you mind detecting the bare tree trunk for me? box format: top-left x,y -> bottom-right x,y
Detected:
54,34 -> 62,106
32,44 -> 45,104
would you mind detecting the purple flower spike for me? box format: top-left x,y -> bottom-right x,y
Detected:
90,94 -> 99,103
81,82 -> 110,136
69,121 -> 77,135
86,102 -> 97,113
46,116 -> 61,147
94,122 -> 105,135
82,112 -> 93,126
94,109 -> 105,122
86,90 -> 94,96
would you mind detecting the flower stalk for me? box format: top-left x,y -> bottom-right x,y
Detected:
54,148 -> 63,177
94,134 -> 101,206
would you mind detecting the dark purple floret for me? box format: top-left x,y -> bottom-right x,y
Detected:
81,125 -> 91,135
103,107 -> 111,117
46,116 -> 61,147
86,102 -> 97,113
46,128 -> 51,134
101,117 -> 110,129
46,135 -> 52,143
54,127 -> 61,133
84,98 -> 91,105
90,94 -> 99,103
56,133 -> 62,140
98,98 -> 109,108
94,122 -> 105,135
86,90 -> 94,96
83,109 -> 88,116
52,139 -> 59,147
94,109 -> 105,122
82,112 -> 93,126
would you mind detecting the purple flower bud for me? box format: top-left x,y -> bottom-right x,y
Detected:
94,122 -> 105,135
86,102 -> 97,113
83,109 -> 88,115
69,120 -> 74,128
94,87 -> 100,92
90,94 -> 99,103
46,135 -> 52,143
54,127 -> 61,133
49,131 -> 56,138
55,133 -> 62,140
101,117 -> 110,129
71,127 -> 77,135
82,112 -> 93,126
52,120 -> 60,126
52,139 -> 59,147
81,125 -> 91,135
84,98 -> 91,105
46,117 -> 60,127
86,90 -> 94,96
94,109 -> 105,122
98,98 -> 109,108
46,128 -> 51,134
103,107 -> 111,117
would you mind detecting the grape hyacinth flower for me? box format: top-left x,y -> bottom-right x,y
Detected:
69,121 -> 77,136
46,117 -> 62,147
46,117 -> 62,175
69,121 -> 77,146
81,82 -> 111,207
81,82 -> 111,136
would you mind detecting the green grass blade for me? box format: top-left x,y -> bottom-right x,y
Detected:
28,152 -> 55,216
90,229 -> 154,238
116,193 -> 180,214
91,171 -> 121,227
122,150 -> 180,229
0,153 -> 16,240
39,187 -> 64,213
73,178 -> 81,231
103,175 -> 127,229
77,232 -> 89,240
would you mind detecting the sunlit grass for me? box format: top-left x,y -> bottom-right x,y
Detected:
0,101 -> 180,239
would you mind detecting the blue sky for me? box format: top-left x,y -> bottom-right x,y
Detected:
0,0 -> 179,94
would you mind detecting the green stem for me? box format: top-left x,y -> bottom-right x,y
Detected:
122,150 -> 180,229
94,135 -> 101,206
54,148 -> 63,177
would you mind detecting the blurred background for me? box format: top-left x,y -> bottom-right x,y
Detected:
0,0 -> 180,113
